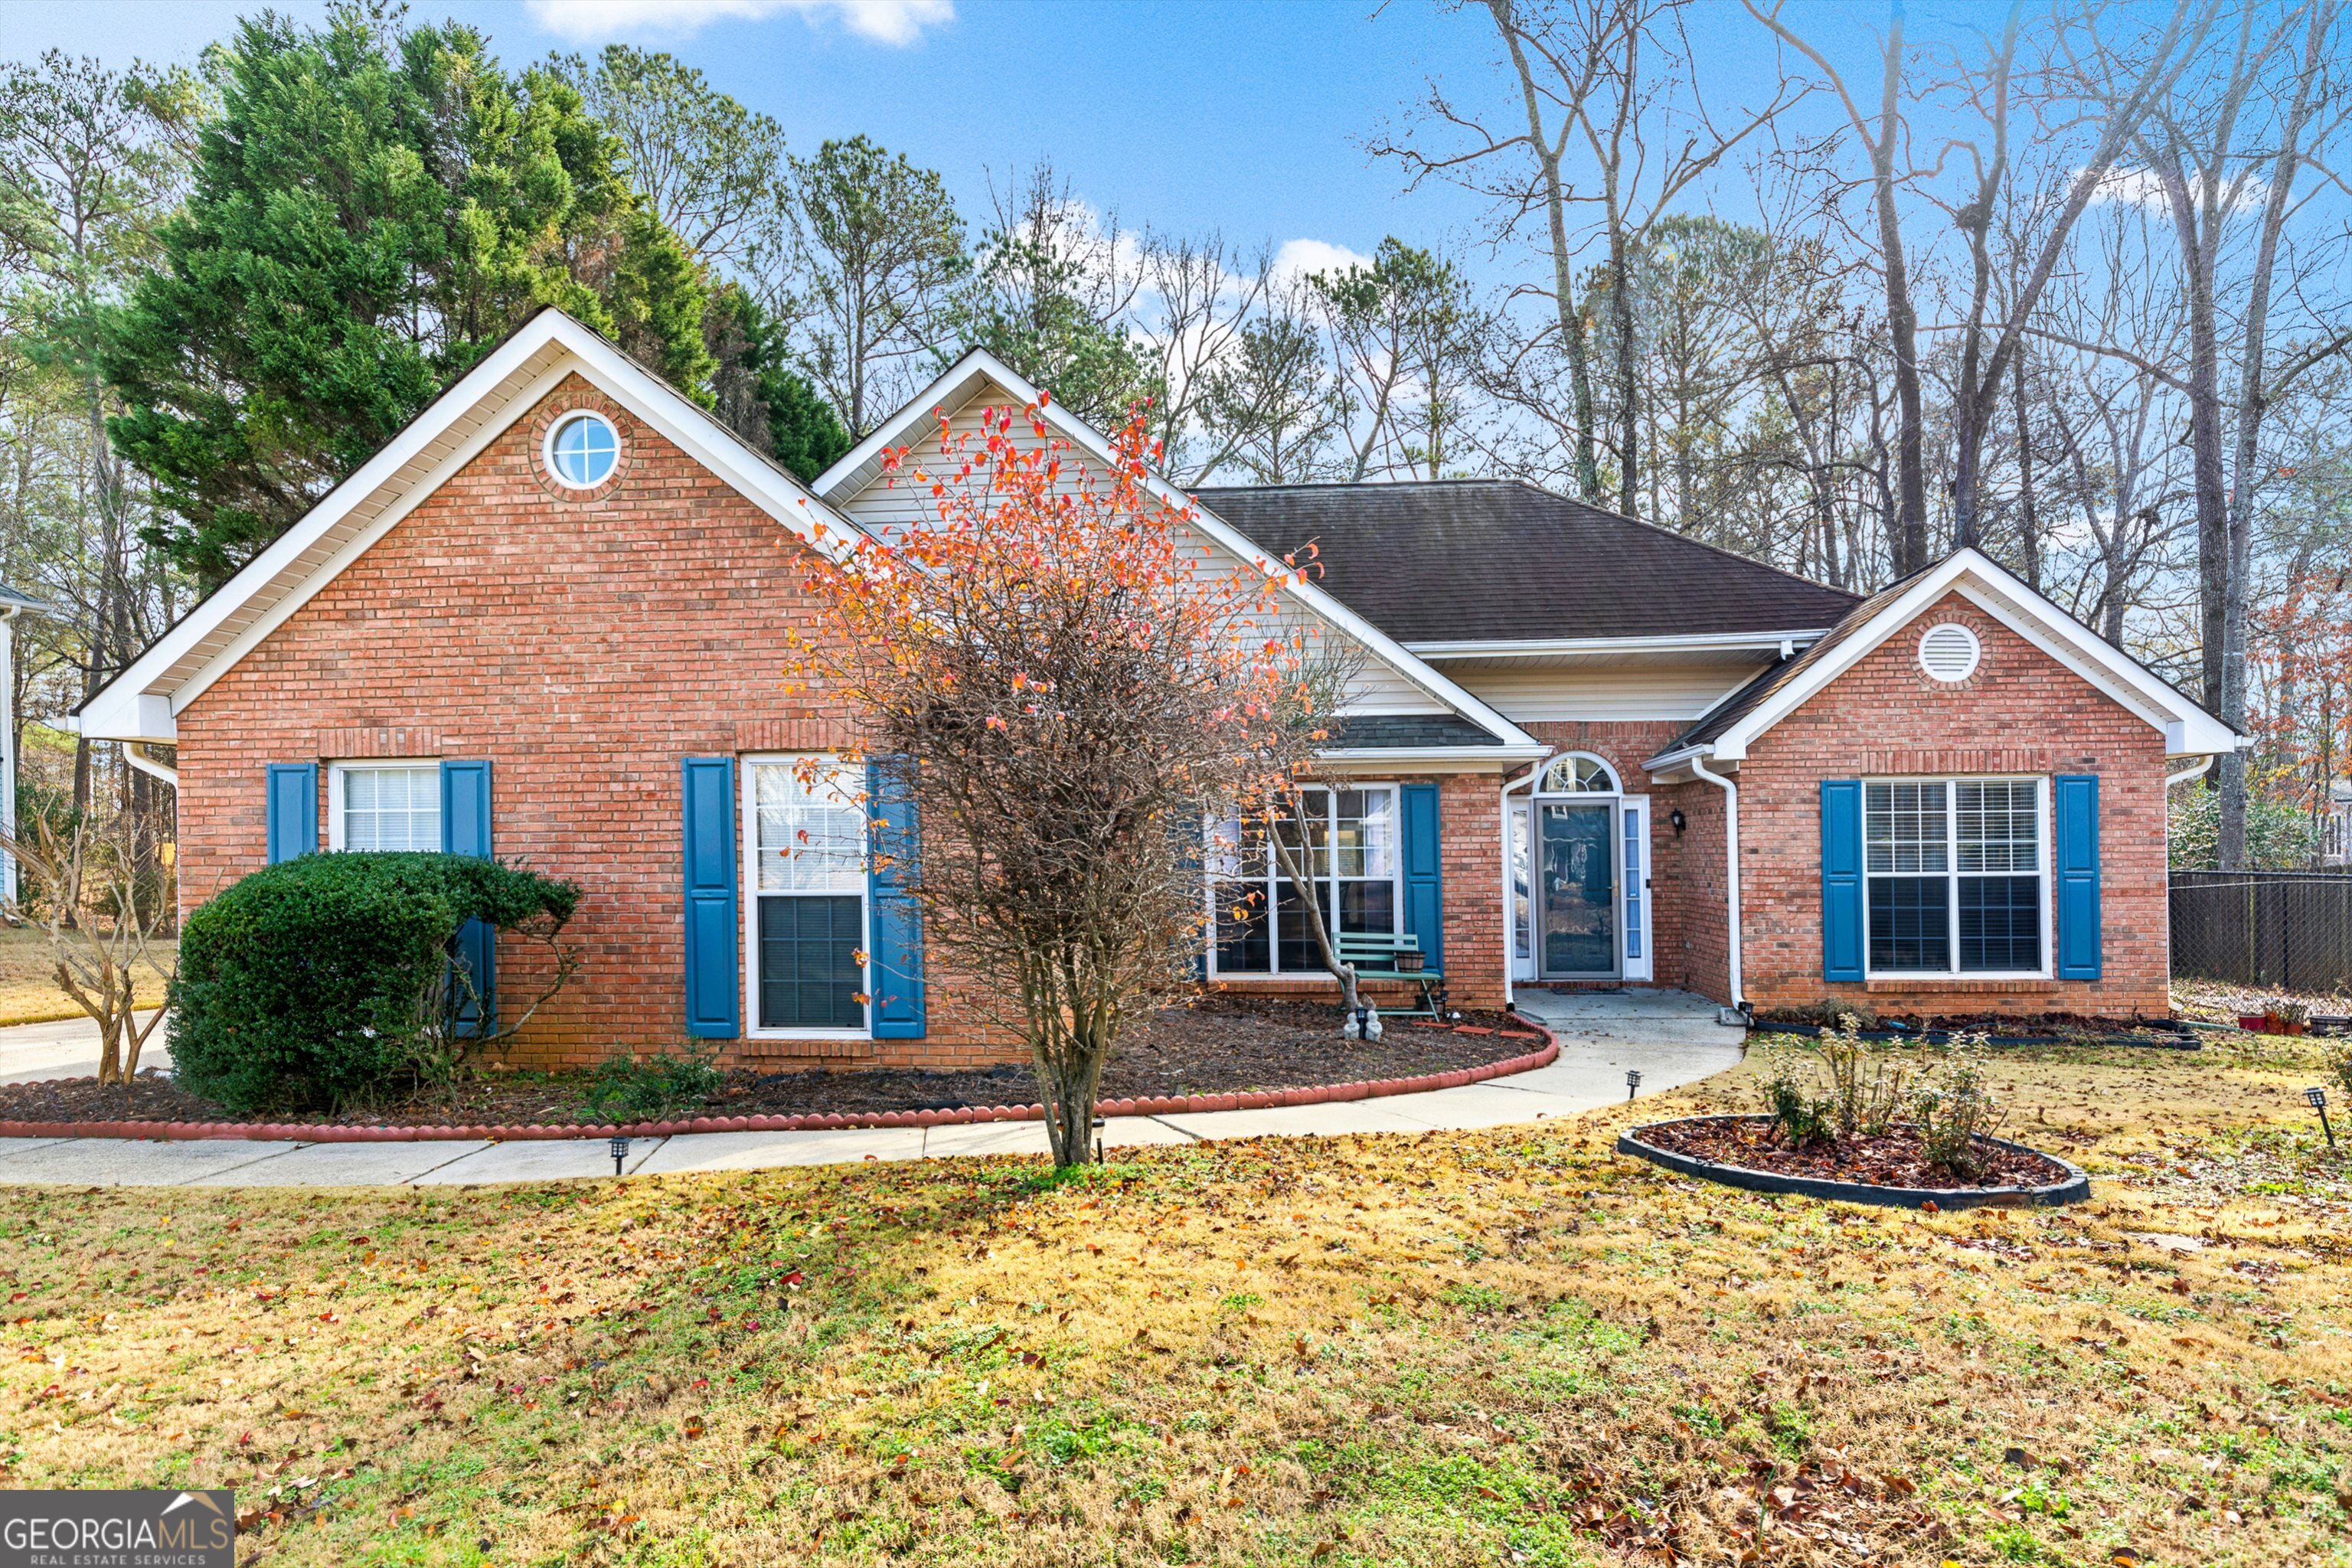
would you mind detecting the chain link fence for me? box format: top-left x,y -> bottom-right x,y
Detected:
2170,871 -> 2352,994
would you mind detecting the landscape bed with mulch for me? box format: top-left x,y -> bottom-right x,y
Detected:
1753,1008 -> 2201,1046
1635,1112 -> 2072,1190
0,997 -> 1538,1129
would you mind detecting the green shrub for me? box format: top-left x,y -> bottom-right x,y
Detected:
1753,1039 -> 1835,1146
583,1042 -> 723,1122
168,852 -> 580,1112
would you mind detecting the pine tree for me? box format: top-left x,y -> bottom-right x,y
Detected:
101,5 -> 714,587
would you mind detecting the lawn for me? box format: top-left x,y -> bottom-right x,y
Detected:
1,1037 -> 2347,1566
0,920 -> 175,1027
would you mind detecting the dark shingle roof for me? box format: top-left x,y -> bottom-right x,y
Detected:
1658,570 -> 1930,755
1324,713 -> 1503,750
1192,479 -> 1860,645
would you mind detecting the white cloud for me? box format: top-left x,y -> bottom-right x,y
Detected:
1272,237 -> 1374,286
525,0 -> 953,47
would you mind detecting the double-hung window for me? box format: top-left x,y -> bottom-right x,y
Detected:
1864,778 -> 2046,975
744,757 -> 867,1032
327,762 -> 441,851
1209,786 -> 1398,975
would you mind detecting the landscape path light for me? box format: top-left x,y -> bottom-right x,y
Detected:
609,1135 -> 631,1176
2309,1086 -> 2336,1148
1625,1069 -> 1642,1102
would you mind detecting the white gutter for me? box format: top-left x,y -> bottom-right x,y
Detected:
1498,753 -> 1553,1011
2164,754 -> 2216,790
1688,753 -> 1743,1011
125,742 -> 179,789
1410,629 -> 1832,660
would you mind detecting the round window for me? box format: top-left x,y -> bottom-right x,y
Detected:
545,411 -> 619,489
1917,622 -> 1981,683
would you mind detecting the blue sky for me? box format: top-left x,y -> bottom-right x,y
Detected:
0,0 -> 1987,293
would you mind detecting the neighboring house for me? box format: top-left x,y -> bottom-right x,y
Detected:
2323,782 -> 2352,867
77,309 -> 2240,1070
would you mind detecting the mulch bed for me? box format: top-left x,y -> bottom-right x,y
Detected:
0,997 -> 1538,1130
1753,1008 -> 2182,1036
1637,1114 -> 2071,1191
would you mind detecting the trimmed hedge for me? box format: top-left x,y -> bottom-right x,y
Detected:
168,852 -> 580,1113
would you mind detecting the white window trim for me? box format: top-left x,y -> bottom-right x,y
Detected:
740,753 -> 873,1040
1205,782 -> 1404,979
1861,774 -> 2052,982
542,410 -> 619,490
325,759 -> 443,853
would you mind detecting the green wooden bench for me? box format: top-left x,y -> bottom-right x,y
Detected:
1337,932 -> 1445,1018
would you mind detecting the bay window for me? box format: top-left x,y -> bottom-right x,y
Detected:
1209,786 -> 1398,975
1864,777 -> 2046,975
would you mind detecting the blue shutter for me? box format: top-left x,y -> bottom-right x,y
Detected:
2053,774 -> 2102,980
681,756 -> 740,1038
441,760 -> 495,1037
1820,779 -> 1865,982
867,759 -> 926,1040
264,763 -> 317,864
1400,782 -> 1443,969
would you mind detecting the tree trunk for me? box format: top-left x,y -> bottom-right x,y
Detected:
1489,0 -> 1602,503
2013,351 -> 2040,590
1268,799 -> 1363,1021
1866,17 -> 1932,576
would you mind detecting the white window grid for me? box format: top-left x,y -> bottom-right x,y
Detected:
1862,776 -> 2050,978
326,761 -> 441,852
741,755 -> 871,1039
1206,784 -> 1401,976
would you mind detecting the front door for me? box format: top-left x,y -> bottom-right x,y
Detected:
1538,801 -> 1618,978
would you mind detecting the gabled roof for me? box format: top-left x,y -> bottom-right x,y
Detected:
1644,548 -> 2241,769
815,348 -> 1543,756
80,309 -> 852,743
1191,479 -> 1860,646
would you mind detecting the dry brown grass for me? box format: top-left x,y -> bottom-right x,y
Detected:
0,921 -> 174,1027
1,1037 -> 2348,1566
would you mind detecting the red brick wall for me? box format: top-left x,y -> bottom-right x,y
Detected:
172,375 -> 1534,1063
176,376 -> 1027,1071
1735,591 -> 2171,1018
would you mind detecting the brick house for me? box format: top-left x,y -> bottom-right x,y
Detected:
77,309 -> 2238,1069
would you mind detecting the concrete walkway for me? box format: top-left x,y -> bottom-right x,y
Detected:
0,1004 -> 1746,1189
0,1012 -> 168,1086
1508,986 -> 1747,1046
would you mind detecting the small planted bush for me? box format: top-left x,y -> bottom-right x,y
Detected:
583,1042 -> 724,1122
168,852 -> 580,1113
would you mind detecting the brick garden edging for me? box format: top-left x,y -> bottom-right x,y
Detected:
0,1023 -> 1559,1145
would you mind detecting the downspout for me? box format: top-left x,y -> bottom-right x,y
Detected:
1688,753 -> 1743,1011
1498,754 -> 1551,1011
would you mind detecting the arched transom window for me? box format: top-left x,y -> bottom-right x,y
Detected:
1540,753 -> 1619,794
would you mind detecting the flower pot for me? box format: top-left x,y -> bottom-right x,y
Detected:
1396,951 -> 1426,973
2285,1021 -> 2309,1036
2239,1014 -> 2275,1034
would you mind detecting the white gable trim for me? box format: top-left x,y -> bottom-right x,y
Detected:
80,310 -> 855,742
1699,548 -> 2239,763
817,348 -> 1539,751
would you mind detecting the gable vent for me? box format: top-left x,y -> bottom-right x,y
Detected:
1917,622 -> 1981,683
